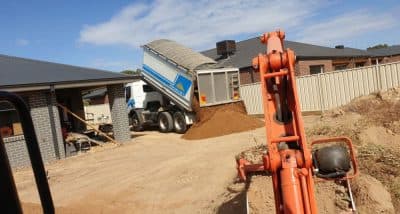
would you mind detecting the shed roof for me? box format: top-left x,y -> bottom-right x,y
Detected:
201,37 -> 371,69
144,39 -> 216,71
0,54 -> 136,91
82,88 -> 107,100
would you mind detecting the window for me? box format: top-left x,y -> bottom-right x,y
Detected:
142,84 -> 155,92
309,65 -> 324,75
125,86 -> 131,102
0,101 -> 22,138
334,64 -> 347,71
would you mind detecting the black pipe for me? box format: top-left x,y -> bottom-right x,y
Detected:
0,91 -> 54,214
0,136 -> 23,213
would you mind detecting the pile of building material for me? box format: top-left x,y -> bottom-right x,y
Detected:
182,102 -> 264,140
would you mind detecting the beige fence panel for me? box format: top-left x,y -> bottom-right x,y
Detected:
240,61 -> 400,114
239,83 -> 264,115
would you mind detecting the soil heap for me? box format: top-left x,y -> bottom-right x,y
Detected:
182,101 -> 264,140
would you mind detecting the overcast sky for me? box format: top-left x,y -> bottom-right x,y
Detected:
1,0 -> 399,71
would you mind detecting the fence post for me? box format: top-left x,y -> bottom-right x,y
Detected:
375,59 -> 382,90
317,73 -> 325,112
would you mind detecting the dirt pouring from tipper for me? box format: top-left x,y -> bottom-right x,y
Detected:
182,101 -> 264,140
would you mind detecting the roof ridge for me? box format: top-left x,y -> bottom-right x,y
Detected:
202,37 -> 367,52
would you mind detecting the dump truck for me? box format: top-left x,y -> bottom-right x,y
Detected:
126,39 -> 241,133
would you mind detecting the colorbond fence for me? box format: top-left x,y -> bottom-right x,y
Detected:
240,61 -> 400,114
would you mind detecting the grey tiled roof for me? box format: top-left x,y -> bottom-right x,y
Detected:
367,45 -> 400,57
0,54 -> 135,88
201,37 -> 371,69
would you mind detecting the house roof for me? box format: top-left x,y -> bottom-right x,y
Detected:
367,45 -> 400,57
0,54 -> 137,91
201,37 -> 371,69
144,39 -> 216,71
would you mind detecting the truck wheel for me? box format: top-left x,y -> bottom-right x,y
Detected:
173,112 -> 187,134
131,113 -> 144,132
158,112 -> 173,133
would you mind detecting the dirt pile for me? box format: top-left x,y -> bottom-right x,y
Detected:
236,144 -> 267,164
307,87 -> 400,211
182,102 -> 264,140
352,174 -> 395,214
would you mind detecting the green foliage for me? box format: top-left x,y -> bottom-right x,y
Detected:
367,44 -> 389,50
121,69 -> 142,75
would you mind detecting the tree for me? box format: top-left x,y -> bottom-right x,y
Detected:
121,69 -> 142,75
367,44 -> 389,50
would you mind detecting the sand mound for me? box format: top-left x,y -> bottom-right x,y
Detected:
352,174 -> 395,214
182,102 -> 264,140
307,87 -> 400,211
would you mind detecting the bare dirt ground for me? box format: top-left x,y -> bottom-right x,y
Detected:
15,128 -> 266,214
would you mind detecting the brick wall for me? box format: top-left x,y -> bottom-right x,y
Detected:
107,84 -> 131,143
382,55 -> 400,63
296,60 -> 333,76
4,90 -> 65,168
239,60 -> 334,84
4,136 -> 29,168
239,67 -> 261,85
28,90 -> 64,160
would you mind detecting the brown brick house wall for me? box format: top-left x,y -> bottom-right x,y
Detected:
296,60 -> 333,76
382,55 -> 400,63
239,67 -> 260,85
239,59 -> 334,84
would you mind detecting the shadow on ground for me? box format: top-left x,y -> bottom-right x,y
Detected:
216,191 -> 247,214
216,177 -> 254,214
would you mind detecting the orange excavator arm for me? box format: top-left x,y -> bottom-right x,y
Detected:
237,30 -> 358,214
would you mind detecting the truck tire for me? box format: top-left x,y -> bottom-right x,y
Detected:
130,113 -> 144,132
158,112 -> 173,133
173,112 -> 188,134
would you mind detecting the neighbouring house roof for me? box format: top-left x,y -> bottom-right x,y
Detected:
367,45 -> 400,57
0,54 -> 137,91
144,39 -> 216,71
82,88 -> 107,100
201,37 -> 371,69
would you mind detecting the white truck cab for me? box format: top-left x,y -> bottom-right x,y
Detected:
125,80 -> 163,110
125,80 -> 195,133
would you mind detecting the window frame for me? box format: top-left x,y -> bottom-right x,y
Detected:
309,65 -> 324,75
